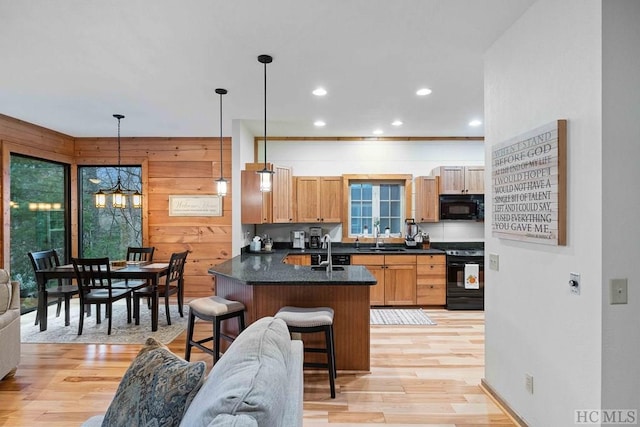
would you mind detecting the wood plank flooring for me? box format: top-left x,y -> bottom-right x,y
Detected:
0,309 -> 516,426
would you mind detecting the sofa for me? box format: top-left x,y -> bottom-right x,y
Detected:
0,269 -> 21,380
83,316 -> 304,427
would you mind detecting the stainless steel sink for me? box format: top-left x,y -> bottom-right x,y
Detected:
310,266 -> 345,271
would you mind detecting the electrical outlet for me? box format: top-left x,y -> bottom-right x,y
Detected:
610,278 -> 628,304
489,253 -> 499,271
525,373 -> 534,394
570,272 -> 580,295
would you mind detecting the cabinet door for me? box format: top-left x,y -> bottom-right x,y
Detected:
272,165 -> 294,223
319,177 -> 343,222
352,255 -> 385,306
438,166 -> 466,194
384,264 -> 417,305
465,166 -> 485,194
295,177 -> 321,222
367,265 -> 386,306
414,176 -> 439,222
241,169 -> 271,224
283,254 -> 310,266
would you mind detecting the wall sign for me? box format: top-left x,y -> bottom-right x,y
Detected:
491,120 -> 567,245
169,195 -> 222,217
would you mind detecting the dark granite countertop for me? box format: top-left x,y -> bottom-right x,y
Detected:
208,251 -> 377,286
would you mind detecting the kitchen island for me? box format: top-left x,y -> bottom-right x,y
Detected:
208,251 -> 377,371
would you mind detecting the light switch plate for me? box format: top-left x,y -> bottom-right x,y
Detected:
610,278 -> 628,304
489,253 -> 499,271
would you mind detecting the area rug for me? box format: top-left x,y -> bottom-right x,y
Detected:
20,299 -> 187,345
370,308 -> 436,325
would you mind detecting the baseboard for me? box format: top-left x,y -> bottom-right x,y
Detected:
480,378 -> 528,427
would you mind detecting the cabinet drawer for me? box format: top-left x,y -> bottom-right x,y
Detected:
384,255 -> 417,265
417,263 -> 446,275
417,255 -> 446,264
416,282 -> 446,305
351,254 -> 384,265
416,277 -> 446,286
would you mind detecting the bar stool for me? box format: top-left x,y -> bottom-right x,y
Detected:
274,306 -> 336,398
185,296 -> 245,363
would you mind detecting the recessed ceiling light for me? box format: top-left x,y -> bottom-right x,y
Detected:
372,129 -> 384,135
416,88 -> 432,96
314,120 -> 326,127
312,87 -> 327,96
391,120 -> 403,126
469,119 -> 482,127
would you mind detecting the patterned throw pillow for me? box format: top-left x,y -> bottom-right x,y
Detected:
102,338 -> 206,427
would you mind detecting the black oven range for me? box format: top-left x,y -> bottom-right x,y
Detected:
431,242 -> 485,310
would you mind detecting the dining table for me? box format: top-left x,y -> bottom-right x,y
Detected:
34,261 -> 170,332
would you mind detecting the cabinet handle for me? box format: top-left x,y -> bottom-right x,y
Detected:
430,265 -> 434,269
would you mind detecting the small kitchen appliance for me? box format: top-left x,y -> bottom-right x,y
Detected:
290,230 -> 306,249
309,227 -> 323,249
404,218 -> 419,247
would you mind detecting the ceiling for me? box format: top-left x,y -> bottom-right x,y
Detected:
0,0 -> 534,138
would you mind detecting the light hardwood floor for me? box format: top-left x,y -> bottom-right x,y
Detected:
0,309 -> 516,426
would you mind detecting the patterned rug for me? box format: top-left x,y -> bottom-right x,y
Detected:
370,308 -> 437,325
20,299 -> 187,345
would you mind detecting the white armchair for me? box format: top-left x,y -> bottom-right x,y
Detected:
0,269 -> 20,380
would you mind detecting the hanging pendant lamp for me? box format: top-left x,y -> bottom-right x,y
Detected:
94,114 -> 142,209
215,88 -> 228,197
256,54 -> 275,192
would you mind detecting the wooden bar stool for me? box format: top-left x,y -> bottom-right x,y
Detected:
185,296 -> 245,363
275,306 -> 336,398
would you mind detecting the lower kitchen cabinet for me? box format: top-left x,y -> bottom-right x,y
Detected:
282,254 -> 310,266
416,254 -> 446,305
352,254 -> 416,306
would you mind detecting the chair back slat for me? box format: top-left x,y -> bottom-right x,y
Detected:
28,249 -> 61,271
166,251 -> 188,286
126,247 -> 155,262
72,257 -> 113,294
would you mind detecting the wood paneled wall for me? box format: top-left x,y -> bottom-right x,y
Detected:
0,114 -> 232,298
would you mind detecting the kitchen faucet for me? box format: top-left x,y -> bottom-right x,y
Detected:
319,234 -> 332,271
374,225 -> 384,249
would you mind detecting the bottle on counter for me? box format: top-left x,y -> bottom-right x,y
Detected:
354,237 -> 360,248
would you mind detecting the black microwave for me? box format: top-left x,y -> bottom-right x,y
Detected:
439,195 -> 484,221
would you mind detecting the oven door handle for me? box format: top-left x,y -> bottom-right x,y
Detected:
448,261 -> 483,267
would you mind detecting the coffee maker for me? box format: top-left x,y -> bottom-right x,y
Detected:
290,230 -> 306,249
309,227 -> 323,249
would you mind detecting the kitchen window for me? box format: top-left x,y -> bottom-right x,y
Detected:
349,181 -> 405,236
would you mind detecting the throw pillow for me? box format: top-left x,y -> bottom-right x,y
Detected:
102,337 -> 206,427
0,270 -> 11,315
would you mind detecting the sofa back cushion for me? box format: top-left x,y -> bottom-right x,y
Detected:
0,269 -> 12,315
180,317 -> 292,427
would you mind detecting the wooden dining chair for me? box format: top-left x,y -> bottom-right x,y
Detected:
121,246 -> 156,289
72,257 -> 132,335
133,250 -> 188,326
28,249 -> 79,327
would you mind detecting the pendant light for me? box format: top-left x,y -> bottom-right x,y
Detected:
94,114 -> 142,209
256,54 -> 275,192
215,88 -> 228,197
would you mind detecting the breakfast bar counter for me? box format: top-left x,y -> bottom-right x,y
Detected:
208,251 -> 376,371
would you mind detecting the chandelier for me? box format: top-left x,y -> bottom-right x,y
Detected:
94,114 -> 142,209
256,54 -> 275,192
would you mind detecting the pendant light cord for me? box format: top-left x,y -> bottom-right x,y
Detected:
263,59 -> 267,169
219,91 -> 223,179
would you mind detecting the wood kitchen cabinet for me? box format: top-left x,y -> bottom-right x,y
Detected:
282,254 -> 310,266
414,176 -> 440,222
241,166 -> 272,224
416,254 -> 446,305
272,165 -> 294,223
295,176 -> 342,223
438,166 -> 485,194
352,254 -> 417,306
241,163 -> 293,224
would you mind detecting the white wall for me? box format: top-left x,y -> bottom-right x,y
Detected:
484,1 -> 603,425
255,139 -> 485,243
601,0 -> 640,414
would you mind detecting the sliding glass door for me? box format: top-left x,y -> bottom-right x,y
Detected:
9,155 -> 70,314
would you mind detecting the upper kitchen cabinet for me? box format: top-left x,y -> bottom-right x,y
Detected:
271,165 -> 294,223
438,166 -> 485,194
414,176 -> 439,222
295,176 -> 343,223
241,167 -> 272,224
